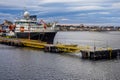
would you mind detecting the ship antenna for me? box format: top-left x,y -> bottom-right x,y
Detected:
21,7 -> 27,18
24,7 -> 27,12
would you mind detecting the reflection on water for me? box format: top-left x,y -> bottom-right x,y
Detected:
0,31 -> 120,80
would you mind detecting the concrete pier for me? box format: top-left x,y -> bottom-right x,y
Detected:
81,49 -> 120,60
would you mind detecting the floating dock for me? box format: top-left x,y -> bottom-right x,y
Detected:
0,36 -> 120,60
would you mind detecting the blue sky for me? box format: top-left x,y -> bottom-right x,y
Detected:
0,0 -> 120,26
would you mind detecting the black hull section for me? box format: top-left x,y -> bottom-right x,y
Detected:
15,32 -> 57,44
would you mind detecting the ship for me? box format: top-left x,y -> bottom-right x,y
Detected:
14,11 -> 57,44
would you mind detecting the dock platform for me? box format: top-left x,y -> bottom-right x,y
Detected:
80,49 -> 120,60
44,44 -> 80,53
0,37 -> 47,48
0,37 -> 81,53
0,37 -> 120,60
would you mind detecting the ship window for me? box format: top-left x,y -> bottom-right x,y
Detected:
15,22 -> 38,27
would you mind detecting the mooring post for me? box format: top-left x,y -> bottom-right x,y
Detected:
109,49 -> 112,59
108,48 -> 112,59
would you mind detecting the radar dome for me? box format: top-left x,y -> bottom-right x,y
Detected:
24,11 -> 30,18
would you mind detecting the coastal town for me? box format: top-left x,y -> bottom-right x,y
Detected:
56,24 -> 120,31
0,20 -> 120,34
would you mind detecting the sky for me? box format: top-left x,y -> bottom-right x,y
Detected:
0,0 -> 120,26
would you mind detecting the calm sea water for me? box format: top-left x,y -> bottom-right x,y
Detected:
0,31 -> 120,80
54,31 -> 120,48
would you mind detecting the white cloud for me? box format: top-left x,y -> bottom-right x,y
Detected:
40,0 -> 106,4
98,12 -> 110,14
88,12 -> 110,15
0,13 -> 15,21
76,12 -> 110,17
112,3 -> 120,8
0,0 -> 26,8
61,18 -> 69,21
0,13 -> 12,16
68,6 -> 106,11
77,14 -> 87,16
0,0 -> 120,25
102,17 -> 120,19
0,0 -> 41,11
0,0 -> 117,12
0,0 -> 111,9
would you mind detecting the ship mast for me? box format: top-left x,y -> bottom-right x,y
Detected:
23,10 -> 31,40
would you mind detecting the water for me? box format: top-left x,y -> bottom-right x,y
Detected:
0,31 -> 120,80
54,31 -> 120,48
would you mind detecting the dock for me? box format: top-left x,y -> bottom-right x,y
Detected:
0,37 -> 81,53
80,48 -> 120,60
44,44 -> 80,53
0,37 -> 47,48
0,36 -> 120,60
